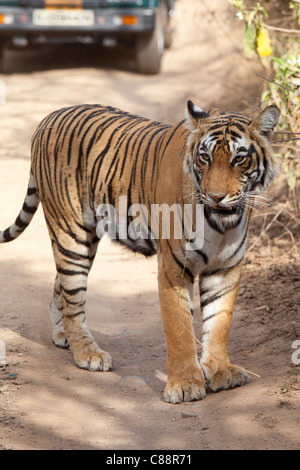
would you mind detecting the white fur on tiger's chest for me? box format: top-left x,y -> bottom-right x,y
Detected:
185,212 -> 248,277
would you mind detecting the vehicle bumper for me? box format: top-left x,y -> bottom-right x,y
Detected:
0,6 -> 155,43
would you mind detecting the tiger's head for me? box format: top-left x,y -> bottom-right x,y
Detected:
184,100 -> 280,229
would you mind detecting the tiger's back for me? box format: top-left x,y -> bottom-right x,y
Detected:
31,104 -> 187,257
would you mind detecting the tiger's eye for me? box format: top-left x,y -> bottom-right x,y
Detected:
232,155 -> 247,166
199,153 -> 211,164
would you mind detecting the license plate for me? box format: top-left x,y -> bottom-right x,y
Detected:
33,9 -> 95,27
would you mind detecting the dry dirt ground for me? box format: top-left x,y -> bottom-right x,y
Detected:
0,0 -> 299,451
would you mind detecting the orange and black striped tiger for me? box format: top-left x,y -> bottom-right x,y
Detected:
0,101 -> 279,403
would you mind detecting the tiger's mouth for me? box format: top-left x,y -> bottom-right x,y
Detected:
210,205 -> 238,216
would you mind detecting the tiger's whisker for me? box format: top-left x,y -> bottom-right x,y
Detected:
274,131 -> 300,135
272,138 -> 300,143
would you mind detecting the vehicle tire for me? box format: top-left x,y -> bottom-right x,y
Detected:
135,8 -> 164,74
0,42 -> 5,73
163,3 -> 173,49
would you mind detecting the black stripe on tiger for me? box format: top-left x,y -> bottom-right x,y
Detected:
201,282 -> 240,310
166,240 -> 194,283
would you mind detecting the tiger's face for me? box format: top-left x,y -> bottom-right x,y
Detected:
185,101 -> 280,229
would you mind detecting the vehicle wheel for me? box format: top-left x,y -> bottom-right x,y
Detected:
163,3 -> 173,49
0,43 -> 5,73
135,8 -> 164,74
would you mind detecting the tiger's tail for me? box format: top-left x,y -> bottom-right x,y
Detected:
0,170 -> 40,243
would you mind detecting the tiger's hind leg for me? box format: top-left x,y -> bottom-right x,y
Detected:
50,234 -> 99,350
50,230 -> 112,371
50,274 -> 69,349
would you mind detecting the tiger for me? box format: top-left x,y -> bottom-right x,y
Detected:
0,101 -> 279,403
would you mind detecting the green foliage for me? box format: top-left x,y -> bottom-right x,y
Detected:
262,45 -> 300,192
244,23 -> 256,57
290,1 -> 300,25
230,0 -> 270,58
230,0 -> 300,193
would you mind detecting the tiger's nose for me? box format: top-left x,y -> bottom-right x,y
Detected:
208,193 -> 226,203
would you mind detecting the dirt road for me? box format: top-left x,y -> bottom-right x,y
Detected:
0,0 -> 299,450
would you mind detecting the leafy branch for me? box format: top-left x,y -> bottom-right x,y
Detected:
229,0 -> 300,59
229,0 -> 300,198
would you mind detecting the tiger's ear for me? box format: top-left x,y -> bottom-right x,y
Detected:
255,105 -> 280,137
185,100 -> 210,130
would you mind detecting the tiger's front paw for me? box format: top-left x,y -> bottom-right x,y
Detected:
52,329 -> 69,349
72,341 -> 113,371
202,360 -> 249,392
163,372 -> 206,404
